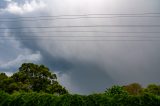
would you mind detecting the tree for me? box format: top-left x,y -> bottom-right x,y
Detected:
105,85 -> 128,96
0,73 -> 8,80
0,77 -> 15,93
46,82 -> 68,95
144,84 -> 160,96
123,83 -> 143,95
0,73 -> 8,90
1,63 -> 68,94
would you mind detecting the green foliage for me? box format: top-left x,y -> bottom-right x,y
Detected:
144,84 -> 160,96
0,63 -> 68,95
0,90 -> 10,106
105,85 -> 128,96
0,73 -> 8,80
123,83 -> 143,95
46,82 -> 68,95
56,94 -> 86,106
0,63 -> 160,106
0,88 -> 160,106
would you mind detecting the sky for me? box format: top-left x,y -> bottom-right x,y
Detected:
0,0 -> 160,94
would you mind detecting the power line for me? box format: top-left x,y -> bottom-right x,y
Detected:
1,16 -> 160,22
0,38 -> 160,42
1,35 -> 160,39
1,31 -> 160,34
1,35 -> 160,38
1,25 -> 160,29
1,13 -> 160,19
0,13 -> 160,42
1,35 -> 160,41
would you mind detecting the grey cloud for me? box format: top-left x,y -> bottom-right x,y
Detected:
0,52 -> 41,72
62,61 -> 115,94
1,0 -> 160,94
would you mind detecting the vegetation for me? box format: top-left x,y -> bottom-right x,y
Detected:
0,63 -> 160,106
0,63 -> 68,95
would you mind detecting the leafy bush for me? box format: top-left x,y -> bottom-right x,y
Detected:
0,63 -> 160,106
105,85 -> 128,96
0,91 -> 160,106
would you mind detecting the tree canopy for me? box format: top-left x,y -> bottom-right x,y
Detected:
0,63 -> 68,95
0,63 -> 160,106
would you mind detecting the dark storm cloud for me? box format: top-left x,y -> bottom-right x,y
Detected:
63,61 -> 115,94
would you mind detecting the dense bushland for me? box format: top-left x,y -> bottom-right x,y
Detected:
0,89 -> 160,106
0,63 -> 160,106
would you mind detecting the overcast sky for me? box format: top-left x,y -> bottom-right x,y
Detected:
0,0 -> 160,94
